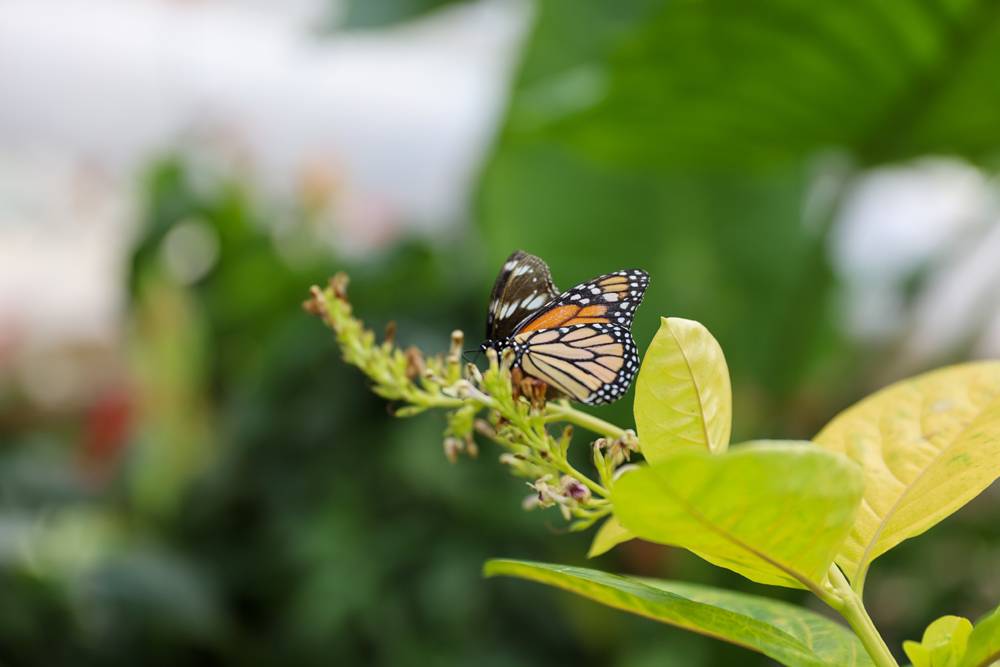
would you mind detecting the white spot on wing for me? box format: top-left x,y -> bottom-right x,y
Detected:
525,295 -> 547,309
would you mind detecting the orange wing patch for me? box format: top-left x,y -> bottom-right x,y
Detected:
565,304 -> 610,327
598,276 -> 629,293
518,305 -> 579,332
520,304 -> 612,332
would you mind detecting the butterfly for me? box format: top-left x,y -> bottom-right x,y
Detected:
481,250 -> 649,405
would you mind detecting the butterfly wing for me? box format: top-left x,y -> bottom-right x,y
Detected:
513,323 -> 640,405
513,269 -> 649,335
486,250 -> 560,341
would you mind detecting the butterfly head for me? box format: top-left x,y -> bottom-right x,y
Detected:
479,337 -> 504,354
478,337 -> 517,361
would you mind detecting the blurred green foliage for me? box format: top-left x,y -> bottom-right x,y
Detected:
2,1 -> 1000,665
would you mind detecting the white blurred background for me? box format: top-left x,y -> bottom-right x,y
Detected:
0,0 -> 528,347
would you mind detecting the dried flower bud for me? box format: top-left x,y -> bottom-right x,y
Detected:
443,437 -> 463,464
328,272 -> 350,300
521,376 -> 549,409
605,430 -> 641,466
621,429 -> 639,453
302,296 -> 321,315
384,320 -> 397,345
528,475 -> 561,507
465,436 -> 479,459
404,346 -> 426,380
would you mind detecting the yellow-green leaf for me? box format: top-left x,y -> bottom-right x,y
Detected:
612,442 -> 863,590
634,317 -> 732,461
484,559 -> 873,667
960,603 -> 1000,667
814,362 -> 1000,588
587,515 -> 633,558
903,615 -> 973,667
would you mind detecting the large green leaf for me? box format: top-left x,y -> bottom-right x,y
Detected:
484,559 -> 873,667
544,0 -> 1000,169
960,603 -> 1000,667
612,442 -> 863,590
634,316 -> 732,460
813,362 -> 1000,589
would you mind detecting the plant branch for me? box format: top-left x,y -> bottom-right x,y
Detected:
305,274 -> 631,528
545,401 -> 628,440
821,564 -> 899,667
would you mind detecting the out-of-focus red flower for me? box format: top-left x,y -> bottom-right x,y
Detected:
79,385 -> 133,485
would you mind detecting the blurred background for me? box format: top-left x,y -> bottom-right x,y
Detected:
2,1 -> 1000,665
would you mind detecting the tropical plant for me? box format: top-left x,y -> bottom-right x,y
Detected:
306,274 -> 1000,667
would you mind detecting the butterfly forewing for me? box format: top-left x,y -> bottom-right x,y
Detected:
514,323 -> 640,405
486,250 -> 559,341
515,269 -> 649,335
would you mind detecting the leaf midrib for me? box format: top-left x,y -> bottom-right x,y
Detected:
645,465 -> 824,596
664,321 -> 714,451
486,561 -> 832,667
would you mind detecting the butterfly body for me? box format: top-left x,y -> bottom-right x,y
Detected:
481,251 -> 648,405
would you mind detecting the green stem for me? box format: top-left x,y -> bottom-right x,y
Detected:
822,565 -> 898,667
852,564 -> 869,596
545,402 -> 627,440
553,458 -> 609,498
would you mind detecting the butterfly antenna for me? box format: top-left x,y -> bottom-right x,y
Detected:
461,348 -> 483,364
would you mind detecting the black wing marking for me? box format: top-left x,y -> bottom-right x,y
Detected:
486,250 -> 560,341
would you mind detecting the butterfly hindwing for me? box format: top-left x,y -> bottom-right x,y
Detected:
513,323 -> 640,405
486,250 -> 559,341
515,269 -> 649,335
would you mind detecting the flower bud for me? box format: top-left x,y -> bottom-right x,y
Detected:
448,329 -> 464,363
404,346 -> 425,380
465,363 -> 483,385
443,437 -> 463,464
560,475 -> 591,502
474,419 -> 496,438
328,272 -> 350,300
